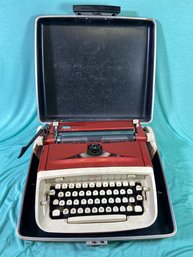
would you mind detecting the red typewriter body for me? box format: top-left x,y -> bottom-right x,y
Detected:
38,120 -> 152,172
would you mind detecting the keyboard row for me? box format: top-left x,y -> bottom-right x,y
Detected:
50,195 -> 143,206
49,187 -> 142,198
52,180 -> 140,190
50,204 -> 143,219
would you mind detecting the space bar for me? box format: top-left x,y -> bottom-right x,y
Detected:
68,214 -> 126,224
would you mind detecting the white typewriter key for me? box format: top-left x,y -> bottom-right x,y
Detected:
63,208 -> 69,215
53,199 -> 59,205
100,190 -> 105,196
86,190 -> 92,196
85,207 -> 91,214
99,207 -> 105,213
49,190 -> 55,196
65,191 -> 71,197
120,189 -> 126,195
137,195 -> 143,201
136,185 -> 142,191
116,181 -> 122,187
129,181 -> 135,187
109,181 -> 115,187
127,205 -> 133,212
76,183 -> 81,189
115,197 -> 121,204
73,199 -> 79,205
62,183 -> 68,189
81,199 -> 87,205
92,207 -> 98,213
122,197 -> 128,203
89,182 -> 95,188
94,198 -> 100,204
101,198 -> 107,204
106,206 -> 112,213
96,182 -> 102,188
77,208 -> 83,214
113,189 -> 119,195
127,189 -> 133,195
66,200 -> 72,206
113,206 -> 119,212
93,190 -> 98,196
103,182 -> 108,187
70,208 -> 76,214
58,192 -> 64,197
55,184 -> 61,189
123,181 -> 128,187
134,205 -> 143,212
109,198 -> 114,204
129,197 -> 135,203
82,182 -> 88,188
52,209 -> 60,217
59,200 -> 65,206
88,198 -> 93,205
120,206 -> 126,212
72,191 -> 78,197
69,183 -> 75,189
106,189 -> 112,195
79,190 -> 85,197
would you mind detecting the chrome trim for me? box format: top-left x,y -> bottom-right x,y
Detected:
17,231 -> 176,242
35,14 -> 155,21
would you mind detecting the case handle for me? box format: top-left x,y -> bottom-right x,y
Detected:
73,5 -> 121,16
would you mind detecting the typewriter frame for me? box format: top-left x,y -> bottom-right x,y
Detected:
17,5 -> 176,243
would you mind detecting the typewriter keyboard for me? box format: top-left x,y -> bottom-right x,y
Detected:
48,180 -> 145,222
36,167 -> 157,232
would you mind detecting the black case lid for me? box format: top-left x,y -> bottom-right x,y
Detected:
36,16 -> 156,122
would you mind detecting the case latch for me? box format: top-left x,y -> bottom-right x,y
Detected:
86,240 -> 108,246
73,5 -> 120,16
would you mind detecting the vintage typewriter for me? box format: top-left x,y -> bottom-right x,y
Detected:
19,6 -> 158,234
33,121 -> 157,233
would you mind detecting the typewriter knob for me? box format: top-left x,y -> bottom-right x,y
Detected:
87,143 -> 103,156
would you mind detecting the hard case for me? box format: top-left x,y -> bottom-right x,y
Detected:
17,5 -> 176,243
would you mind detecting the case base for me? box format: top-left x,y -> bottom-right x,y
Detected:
17,150 -> 176,242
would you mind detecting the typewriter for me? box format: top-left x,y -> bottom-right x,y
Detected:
19,6 -> 158,234
34,121 -> 157,233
